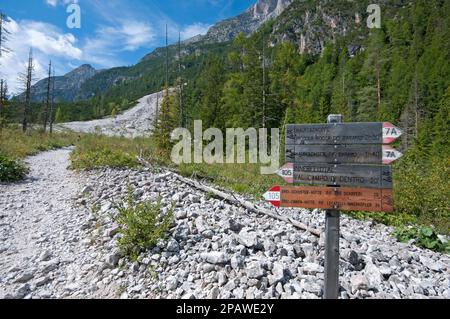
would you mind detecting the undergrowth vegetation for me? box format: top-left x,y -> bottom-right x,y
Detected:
114,188 -> 174,260
70,134 -> 148,169
0,153 -> 28,182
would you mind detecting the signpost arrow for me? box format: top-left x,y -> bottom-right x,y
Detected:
382,146 -> 404,164
263,186 -> 281,208
382,122 -> 403,144
277,163 -> 294,183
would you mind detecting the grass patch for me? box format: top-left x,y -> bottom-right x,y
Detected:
0,127 -> 78,159
177,161 -> 283,198
70,134 -> 151,170
114,188 -> 174,260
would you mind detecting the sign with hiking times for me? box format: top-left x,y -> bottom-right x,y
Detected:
263,185 -> 394,213
285,122 -> 403,145
277,163 -> 393,188
285,145 -> 403,165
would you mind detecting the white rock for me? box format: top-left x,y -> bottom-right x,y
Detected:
351,275 -> 369,294
166,276 -> 178,291
201,252 -> 229,265
166,239 -> 180,252
238,228 -> 259,248
246,261 -> 265,279
302,263 -> 324,275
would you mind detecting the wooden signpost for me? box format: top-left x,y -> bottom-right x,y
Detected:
265,115 -> 403,299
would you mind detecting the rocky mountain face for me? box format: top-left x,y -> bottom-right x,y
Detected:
202,0 -> 293,43
27,64 -> 99,102
268,0 -> 408,55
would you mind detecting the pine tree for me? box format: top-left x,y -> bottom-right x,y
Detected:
269,42 -> 304,126
356,30 -> 386,121
198,55 -> 225,130
54,107 -> 63,123
152,88 -> 179,153
430,87 -> 450,157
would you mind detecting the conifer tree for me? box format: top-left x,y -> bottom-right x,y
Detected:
152,88 -> 179,153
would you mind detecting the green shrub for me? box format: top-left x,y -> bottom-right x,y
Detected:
71,147 -> 138,169
0,153 -> 28,182
394,156 -> 450,235
114,189 -> 174,259
394,225 -> 450,253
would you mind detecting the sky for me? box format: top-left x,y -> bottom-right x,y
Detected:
0,0 -> 256,93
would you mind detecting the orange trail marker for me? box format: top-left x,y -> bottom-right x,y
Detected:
264,186 -> 393,213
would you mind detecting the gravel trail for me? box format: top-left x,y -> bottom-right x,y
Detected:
0,148 -> 118,299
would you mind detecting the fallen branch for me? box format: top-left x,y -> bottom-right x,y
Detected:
137,156 -> 321,237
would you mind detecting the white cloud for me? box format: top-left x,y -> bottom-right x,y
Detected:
46,0 -> 58,7
46,0 -> 78,6
180,23 -> 211,40
82,20 -> 155,68
0,17 -> 83,94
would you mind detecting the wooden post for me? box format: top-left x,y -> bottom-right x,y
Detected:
324,114 -> 343,299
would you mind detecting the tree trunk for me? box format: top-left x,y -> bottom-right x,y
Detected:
49,69 -> 55,134
0,79 -> 3,116
43,61 -> 52,132
376,56 -> 382,117
23,49 -> 33,133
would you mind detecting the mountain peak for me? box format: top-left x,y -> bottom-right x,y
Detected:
201,0 -> 293,43
66,64 -> 95,75
250,0 -> 293,21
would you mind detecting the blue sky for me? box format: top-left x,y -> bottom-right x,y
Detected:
0,0 -> 255,93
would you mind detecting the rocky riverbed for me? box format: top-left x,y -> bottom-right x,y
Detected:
0,149 -> 449,299
58,91 -> 163,138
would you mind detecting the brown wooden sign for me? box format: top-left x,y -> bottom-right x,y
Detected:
263,185 -> 394,212
286,122 -> 403,145
277,163 -> 393,188
286,145 -> 403,165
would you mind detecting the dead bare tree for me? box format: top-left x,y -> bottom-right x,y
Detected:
178,32 -> 184,128
400,72 -> 424,151
49,69 -> 55,134
18,48 -> 34,132
0,11 -> 11,58
0,79 -> 4,116
43,60 -> 52,132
